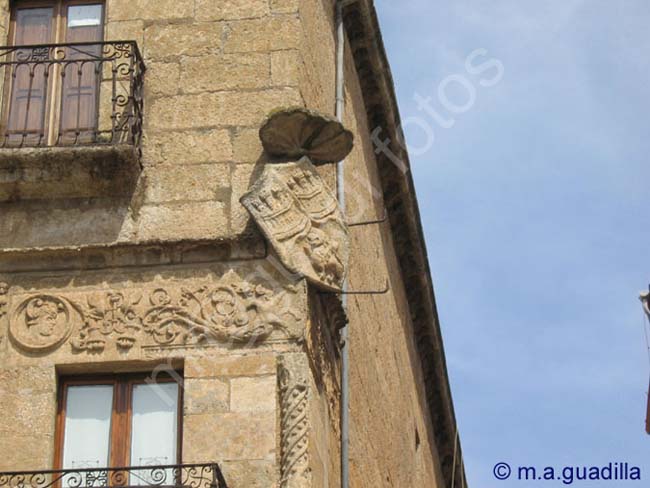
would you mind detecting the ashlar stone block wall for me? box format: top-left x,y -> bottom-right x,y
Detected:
0,0 -> 303,249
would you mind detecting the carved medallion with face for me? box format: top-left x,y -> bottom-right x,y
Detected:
10,295 -> 74,353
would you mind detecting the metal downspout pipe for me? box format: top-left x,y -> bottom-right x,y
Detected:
335,1 -> 353,487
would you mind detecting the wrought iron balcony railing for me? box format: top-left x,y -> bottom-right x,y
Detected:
0,463 -> 227,488
0,40 -> 145,149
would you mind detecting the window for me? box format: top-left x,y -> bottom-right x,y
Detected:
3,1 -> 104,145
55,373 -> 182,477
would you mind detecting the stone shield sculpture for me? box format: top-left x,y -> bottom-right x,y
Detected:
242,157 -> 349,291
242,109 -> 353,291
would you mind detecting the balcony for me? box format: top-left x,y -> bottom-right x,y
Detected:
0,463 -> 228,488
0,41 -> 145,202
0,40 -> 144,148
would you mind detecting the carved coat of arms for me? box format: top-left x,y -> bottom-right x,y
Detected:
242,157 -> 349,291
242,109 -> 354,291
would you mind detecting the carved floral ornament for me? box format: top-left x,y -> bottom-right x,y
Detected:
5,274 -> 304,354
242,108 -> 354,292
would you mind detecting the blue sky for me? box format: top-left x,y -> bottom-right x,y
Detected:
375,1 -> 650,486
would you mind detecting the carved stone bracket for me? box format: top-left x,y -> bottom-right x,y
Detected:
278,354 -> 311,488
259,108 -> 353,165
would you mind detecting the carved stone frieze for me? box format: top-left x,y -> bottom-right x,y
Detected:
242,157 -> 349,291
4,267 -> 306,355
278,354 -> 311,488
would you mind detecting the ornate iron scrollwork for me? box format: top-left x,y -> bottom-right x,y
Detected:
0,463 -> 227,488
0,41 -> 145,150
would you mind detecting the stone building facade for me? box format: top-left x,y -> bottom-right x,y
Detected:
0,1 -> 465,487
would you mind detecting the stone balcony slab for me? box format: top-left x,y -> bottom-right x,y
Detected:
0,145 -> 140,202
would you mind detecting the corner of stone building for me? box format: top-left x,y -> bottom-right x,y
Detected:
0,1 -> 465,487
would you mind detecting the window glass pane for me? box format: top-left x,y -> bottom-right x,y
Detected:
62,385 -> 113,486
130,382 -> 178,484
67,5 -> 102,27
14,7 -> 53,44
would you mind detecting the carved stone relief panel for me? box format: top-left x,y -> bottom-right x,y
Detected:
242,157 -> 349,291
10,295 -> 79,353
71,291 -> 144,353
1,262 -> 307,356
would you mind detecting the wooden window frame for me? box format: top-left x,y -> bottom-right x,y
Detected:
3,2 -> 58,143
3,0 -> 106,145
54,372 -> 184,471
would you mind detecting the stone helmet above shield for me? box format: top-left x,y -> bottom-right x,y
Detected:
242,108 -> 354,291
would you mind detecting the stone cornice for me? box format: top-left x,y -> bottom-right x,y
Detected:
0,239 -> 267,274
343,2 -> 465,485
